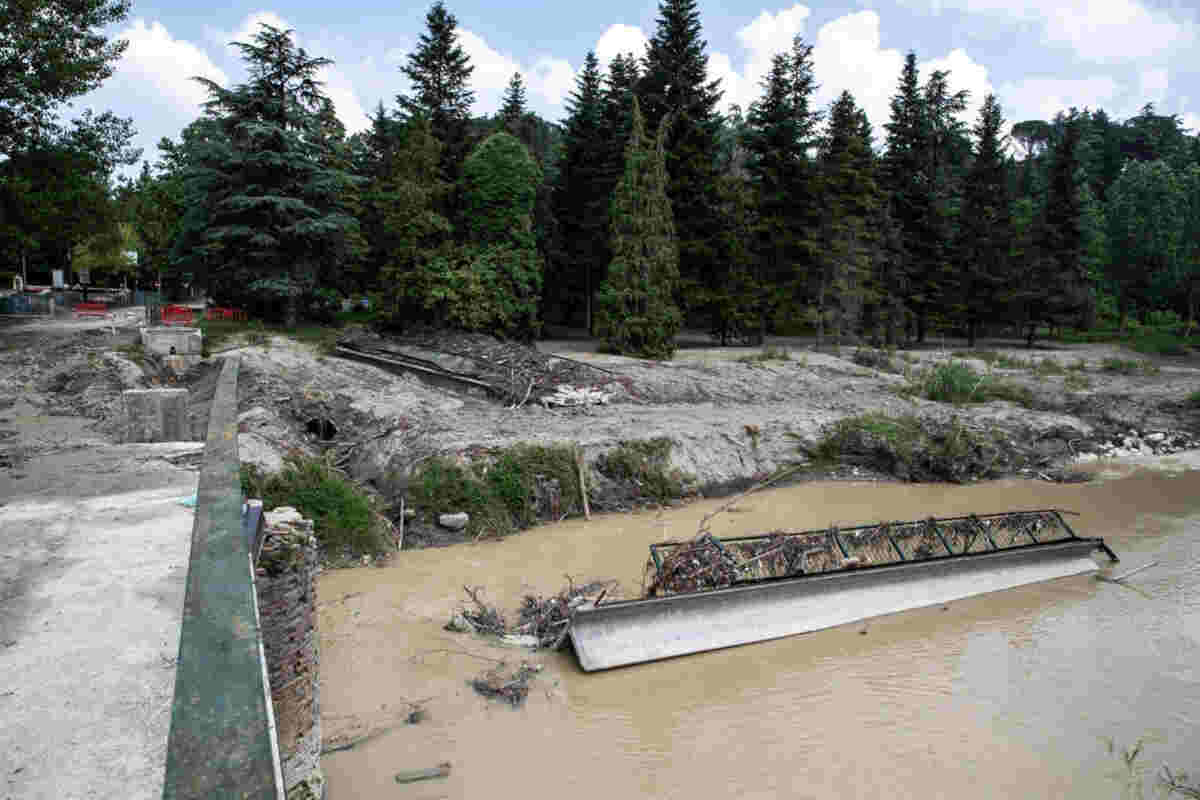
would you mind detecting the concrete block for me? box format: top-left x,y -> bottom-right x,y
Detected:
141,326 -> 203,357
123,388 -> 190,442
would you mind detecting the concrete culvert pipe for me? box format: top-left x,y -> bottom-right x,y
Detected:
306,417 -> 338,440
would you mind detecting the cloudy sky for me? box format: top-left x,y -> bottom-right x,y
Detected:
77,0 -> 1200,173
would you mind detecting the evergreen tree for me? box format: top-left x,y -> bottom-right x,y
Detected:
550,51 -> 608,330
743,37 -> 822,335
1014,110 -> 1089,344
179,24 -> 362,327
816,90 -> 878,349
398,1 -> 475,180
500,72 -> 527,124
957,93 -> 1012,345
882,52 -> 929,341
637,0 -> 724,323
595,97 -> 681,358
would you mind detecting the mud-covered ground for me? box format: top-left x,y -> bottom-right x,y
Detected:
3,313 -> 1199,542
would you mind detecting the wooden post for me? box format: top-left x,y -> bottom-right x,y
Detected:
577,446 -> 591,521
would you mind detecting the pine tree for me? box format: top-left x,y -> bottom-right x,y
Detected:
637,0 -> 724,322
743,37 -> 821,334
816,91 -> 878,349
398,1 -> 475,180
501,72 -> 527,124
550,51 -> 608,330
180,24 -> 362,327
1015,110 -> 1089,345
957,93 -> 1012,345
595,97 -> 681,358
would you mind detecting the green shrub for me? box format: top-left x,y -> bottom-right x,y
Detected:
913,361 -> 984,403
1100,357 -> 1160,375
798,413 -> 1003,483
241,455 -> 390,558
1033,358 -> 1067,375
902,360 -> 1034,407
1185,390 -> 1200,409
1064,373 -> 1093,391
409,443 -> 585,539
595,437 -> 692,504
1130,330 -> 1190,356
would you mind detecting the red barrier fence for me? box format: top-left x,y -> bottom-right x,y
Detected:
162,304 -> 196,326
73,302 -> 110,319
204,307 -> 247,321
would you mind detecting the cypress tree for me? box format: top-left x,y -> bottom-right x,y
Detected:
550,51 -> 608,330
595,97 -> 681,358
957,93 -> 1012,345
637,0 -> 724,322
398,1 -> 475,181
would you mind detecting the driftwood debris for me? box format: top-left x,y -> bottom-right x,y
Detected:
395,763 -> 452,784
338,327 -> 621,407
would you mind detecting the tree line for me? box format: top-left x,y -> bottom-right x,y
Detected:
3,0 -> 1199,356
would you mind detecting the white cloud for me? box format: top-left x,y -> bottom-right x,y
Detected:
1181,111 -> 1200,136
897,0 -> 1196,63
1139,67 -> 1169,107
230,10 -> 293,47
458,29 -> 522,92
595,24 -> 650,69
918,48 -> 995,125
714,4 -> 812,111
113,19 -> 229,114
531,57 -> 577,106
810,11 -> 905,139
996,75 -> 1121,123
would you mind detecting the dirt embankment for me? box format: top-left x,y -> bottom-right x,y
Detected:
4,317 -> 1199,546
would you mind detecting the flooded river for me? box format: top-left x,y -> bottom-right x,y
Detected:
318,462 -> 1200,799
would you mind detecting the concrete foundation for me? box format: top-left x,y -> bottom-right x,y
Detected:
123,388 -> 190,442
142,327 -> 204,371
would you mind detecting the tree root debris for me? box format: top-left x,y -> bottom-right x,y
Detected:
469,662 -> 541,707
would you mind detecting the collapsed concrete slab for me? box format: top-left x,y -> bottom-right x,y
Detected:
123,388 -> 190,442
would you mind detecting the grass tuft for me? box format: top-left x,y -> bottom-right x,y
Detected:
241,453 -> 391,559
595,437 -> 693,504
409,443 -> 586,539
736,346 -> 792,365
1100,357 -> 1160,375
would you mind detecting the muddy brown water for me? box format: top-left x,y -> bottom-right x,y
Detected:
318,463 -> 1200,799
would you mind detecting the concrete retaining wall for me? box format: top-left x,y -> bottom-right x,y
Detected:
123,388 -> 189,442
256,508 -> 324,799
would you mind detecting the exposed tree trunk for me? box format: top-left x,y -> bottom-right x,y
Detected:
967,318 -> 977,348
916,311 -> 927,344
286,267 -> 299,329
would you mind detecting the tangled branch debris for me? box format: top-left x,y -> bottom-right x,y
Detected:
339,327 -> 622,407
469,662 -> 542,707
448,580 -> 616,648
645,509 -> 1072,597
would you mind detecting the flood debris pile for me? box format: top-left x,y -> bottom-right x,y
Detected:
644,511 -> 1076,596
449,580 -> 616,648
339,327 -> 624,407
469,662 -> 542,707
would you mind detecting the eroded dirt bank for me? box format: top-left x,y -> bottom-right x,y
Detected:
4,317 -> 1199,543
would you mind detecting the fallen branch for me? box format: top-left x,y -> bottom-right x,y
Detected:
395,763 -> 452,784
